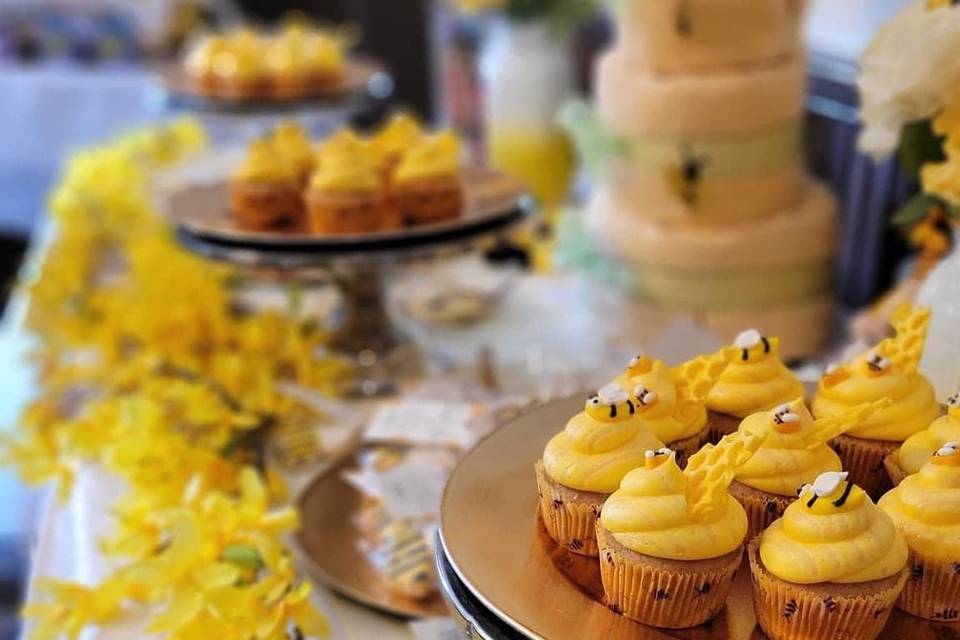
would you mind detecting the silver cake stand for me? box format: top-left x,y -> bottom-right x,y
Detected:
165,168 -> 533,396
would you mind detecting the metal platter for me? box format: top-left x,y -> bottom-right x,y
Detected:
164,167 -> 531,257
293,450 -> 449,619
154,57 -> 390,114
438,395 -> 960,640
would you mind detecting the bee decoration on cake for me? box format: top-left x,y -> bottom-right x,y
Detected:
669,145 -> 710,207
932,442 -> 960,466
733,328 -> 774,362
798,471 -> 854,508
675,0 -> 694,35
585,383 -> 638,422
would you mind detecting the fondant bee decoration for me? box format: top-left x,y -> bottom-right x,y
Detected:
864,349 -> 892,376
643,447 -> 674,469
948,392 -> 960,417
585,383 -> 637,421
772,403 -> 801,427
798,471 -> 853,508
669,145 -> 710,207
734,329 -> 773,362
932,442 -> 960,466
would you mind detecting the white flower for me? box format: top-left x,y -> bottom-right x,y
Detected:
858,1 -> 960,158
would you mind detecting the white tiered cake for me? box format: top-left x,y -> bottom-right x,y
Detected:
582,0 -> 837,358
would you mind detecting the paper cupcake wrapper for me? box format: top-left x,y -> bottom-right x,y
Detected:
830,434 -> 899,500
230,181 -> 305,230
666,425 -> 710,469
730,480 -> 794,542
706,411 -> 742,445
748,537 -> 906,640
390,176 -> 463,226
882,452 -> 910,488
307,191 -> 384,234
897,551 -> 960,622
596,524 -> 742,629
534,461 -> 604,557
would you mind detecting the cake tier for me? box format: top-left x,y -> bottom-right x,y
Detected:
585,180 -> 837,309
601,121 -> 804,224
612,0 -> 806,73
596,52 -> 805,136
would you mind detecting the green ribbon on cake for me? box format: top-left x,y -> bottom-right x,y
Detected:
554,209 -> 833,311
560,100 -> 802,180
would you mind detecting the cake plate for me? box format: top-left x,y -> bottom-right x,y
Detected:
166,167 -> 532,396
437,395 -> 960,640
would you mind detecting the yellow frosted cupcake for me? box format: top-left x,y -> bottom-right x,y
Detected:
229,138 -> 303,230
885,390 -> 960,486
730,397 -> 890,539
749,471 -> 908,640
536,384 -> 663,556
597,430 -> 765,628
371,113 -> 424,184
706,329 -> 806,443
307,131 -> 384,235
613,349 -> 732,465
184,34 -> 229,95
391,131 -> 463,226
812,305 -> 942,498
271,122 -> 315,185
209,29 -> 268,99
879,443 -> 960,622
265,24 -> 345,97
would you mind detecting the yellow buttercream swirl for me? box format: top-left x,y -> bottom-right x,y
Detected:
601,452 -> 748,560
233,139 -> 297,182
542,395 -> 663,494
707,335 -> 805,418
394,131 -> 460,184
760,476 -> 908,584
897,407 -> 960,474
213,29 -> 266,82
616,358 -> 706,444
371,113 -> 423,166
879,451 -> 960,564
267,25 -> 344,77
734,400 -> 842,496
311,131 -> 380,193
812,354 -> 941,441
272,123 -> 314,178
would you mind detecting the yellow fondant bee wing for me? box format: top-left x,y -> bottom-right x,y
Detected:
685,429 -> 765,520
670,347 -> 736,406
805,397 -> 892,450
875,304 -> 931,374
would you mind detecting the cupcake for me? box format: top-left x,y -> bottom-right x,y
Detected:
271,122 -> 315,185
812,304 -> 942,498
390,131 -> 463,226
749,471 -> 908,640
536,383 -> 664,557
184,34 -> 229,96
730,396 -> 891,540
613,349 -> 732,465
885,389 -> 960,486
879,443 -> 960,622
265,24 -> 345,97
370,113 -> 424,184
596,429 -> 765,628
705,329 -> 806,444
307,132 -> 384,235
209,29 -> 268,99
229,138 -> 303,230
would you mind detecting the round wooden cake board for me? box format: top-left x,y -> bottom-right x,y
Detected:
438,395 -> 960,640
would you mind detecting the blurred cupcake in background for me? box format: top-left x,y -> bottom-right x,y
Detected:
229,138 -> 303,230
307,131 -> 385,234
370,112 -> 424,185
391,131 -> 464,226
271,121 -> 315,185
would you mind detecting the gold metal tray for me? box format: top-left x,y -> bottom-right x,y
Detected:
164,167 -> 529,253
294,452 -> 448,618
439,395 -> 960,639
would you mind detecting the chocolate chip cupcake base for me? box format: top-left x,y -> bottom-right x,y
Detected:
595,523 -> 742,629
748,537 -> 907,640
534,460 -> 604,557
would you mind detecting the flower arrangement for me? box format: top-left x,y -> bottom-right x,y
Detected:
858,0 -> 960,227
4,119 -> 352,639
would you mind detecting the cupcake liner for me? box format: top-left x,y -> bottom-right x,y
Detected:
748,537 -> 907,640
390,175 -> 463,226
307,190 -> 384,234
882,452 -> 910,488
896,551 -> 960,622
534,461 -> 605,557
666,425 -> 710,469
230,180 -> 305,230
595,524 -> 742,629
830,434 -> 899,499
729,480 -> 793,541
707,411 -> 742,445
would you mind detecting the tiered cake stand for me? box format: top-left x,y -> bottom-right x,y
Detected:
437,396 -> 960,639
165,168 -> 532,395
